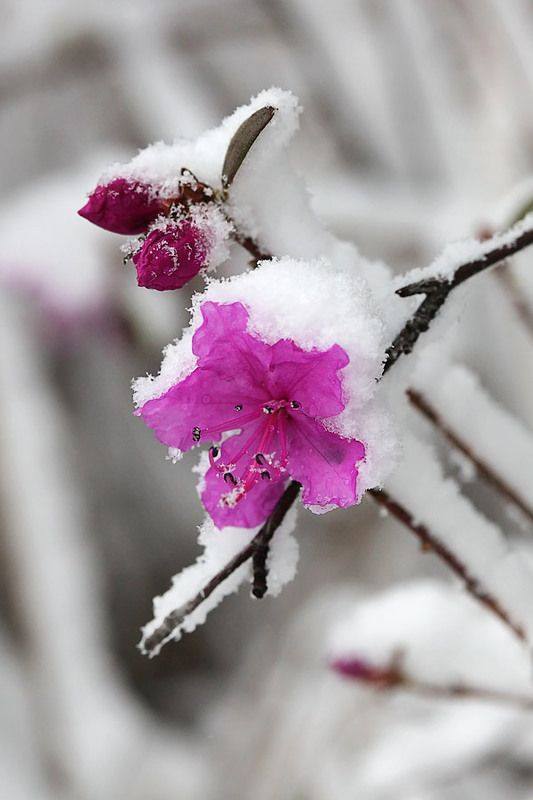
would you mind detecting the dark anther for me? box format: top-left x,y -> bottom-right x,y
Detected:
223,472 -> 238,485
122,255 -> 132,265
234,404 -> 243,411
290,400 -> 300,409
261,470 -> 271,481
263,405 -> 274,415
210,445 -> 220,458
255,453 -> 266,465
192,426 -> 201,442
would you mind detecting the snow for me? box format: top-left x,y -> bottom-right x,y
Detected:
327,579 -> 532,793
140,506 -> 298,653
329,579 -> 530,690
397,211 -> 533,287
102,87 -> 301,199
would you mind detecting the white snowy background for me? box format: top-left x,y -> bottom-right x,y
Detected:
2,2 -> 533,798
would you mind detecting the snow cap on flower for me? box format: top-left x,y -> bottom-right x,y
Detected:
134,258 -> 397,528
78,177 -> 165,235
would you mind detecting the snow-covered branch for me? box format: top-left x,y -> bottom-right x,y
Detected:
141,480 -> 300,656
140,211 -> 533,655
383,213 -> 533,372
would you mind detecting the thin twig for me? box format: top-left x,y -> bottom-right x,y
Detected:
142,481 -> 300,655
333,656 -> 533,710
368,487 -> 526,642
402,679 -> 533,710
383,218 -> 533,373
407,388 -> 533,525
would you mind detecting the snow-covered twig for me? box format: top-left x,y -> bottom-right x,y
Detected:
142,480 -> 300,656
407,387 -> 533,524
368,488 -> 526,642
383,214 -> 533,373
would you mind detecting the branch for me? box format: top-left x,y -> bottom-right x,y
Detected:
332,655 -> 533,710
383,216 -> 533,373
368,487 -> 526,642
143,193 -> 533,654
407,388 -> 533,525
142,481 -> 300,656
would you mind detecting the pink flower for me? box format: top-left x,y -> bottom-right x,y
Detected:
78,178 -> 165,235
137,301 -> 365,528
133,220 -> 209,291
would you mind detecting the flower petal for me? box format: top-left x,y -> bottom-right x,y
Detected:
78,178 -> 164,235
286,415 -> 365,509
138,368 -> 265,452
266,339 -> 349,419
200,426 -> 287,528
192,302 -> 274,400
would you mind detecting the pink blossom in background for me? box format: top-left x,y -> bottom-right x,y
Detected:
133,220 -> 209,291
138,301 -> 365,528
78,177 -> 165,235
331,656 -> 396,686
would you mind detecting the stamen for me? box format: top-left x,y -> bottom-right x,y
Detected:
277,410 -> 288,467
290,400 -> 300,409
234,404 -> 243,411
263,405 -> 274,415
255,453 -> 267,465
202,408 -> 262,436
208,445 -> 220,469
192,426 -> 201,442
223,472 -> 237,485
261,470 -> 271,480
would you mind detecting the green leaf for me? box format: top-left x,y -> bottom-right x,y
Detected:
221,106 -> 276,190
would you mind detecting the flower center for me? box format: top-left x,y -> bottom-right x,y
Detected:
193,398 -> 301,508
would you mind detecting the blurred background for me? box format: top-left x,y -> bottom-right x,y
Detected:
2,1 -> 533,798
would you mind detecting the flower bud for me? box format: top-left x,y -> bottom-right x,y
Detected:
133,220 -> 209,291
331,657 -> 400,686
78,178 -> 164,235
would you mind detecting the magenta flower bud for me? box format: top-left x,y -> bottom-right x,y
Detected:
78,178 -> 165,235
132,220 -> 209,291
331,657 -> 397,686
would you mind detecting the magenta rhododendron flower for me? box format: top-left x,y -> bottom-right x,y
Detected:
78,177 -> 165,235
137,301 -> 365,528
133,220 -> 209,291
